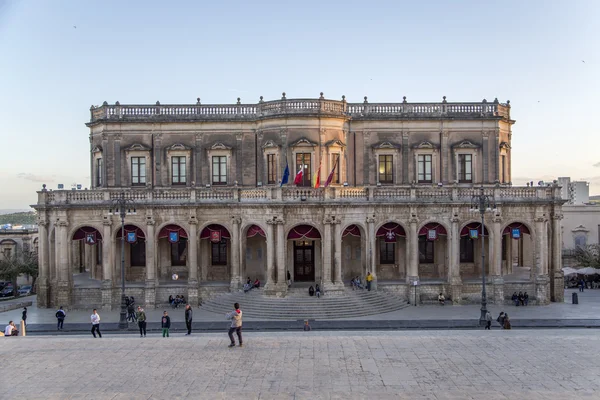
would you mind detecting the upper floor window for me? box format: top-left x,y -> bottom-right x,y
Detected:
295,153 -> 312,187
379,241 -> 395,264
417,155 -> 432,183
172,156 -> 186,185
96,158 -> 103,187
267,154 -> 276,185
131,157 -> 146,186
418,235 -> 434,263
460,237 -> 474,262
458,154 -> 472,183
331,153 -> 341,184
378,155 -> 393,184
212,156 -> 227,185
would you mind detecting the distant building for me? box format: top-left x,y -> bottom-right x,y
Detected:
0,228 -> 39,285
558,177 -> 590,205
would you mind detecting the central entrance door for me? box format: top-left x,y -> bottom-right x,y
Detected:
294,240 -> 315,281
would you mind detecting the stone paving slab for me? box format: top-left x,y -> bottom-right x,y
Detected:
1,330 -> 600,399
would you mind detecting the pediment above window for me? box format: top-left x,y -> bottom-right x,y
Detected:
572,225 -> 589,233
91,145 -> 103,153
166,143 -> 191,151
325,139 -> 346,148
499,141 -> 511,150
413,141 -> 438,150
372,141 -> 399,150
0,239 -> 17,245
289,138 -> 318,148
209,142 -> 232,150
452,140 -> 479,149
125,143 -> 151,152
262,140 -> 279,150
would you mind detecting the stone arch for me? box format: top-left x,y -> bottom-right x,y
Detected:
199,223 -> 232,282
286,223 -> 322,240
374,220 -> 409,236
341,222 -> 368,282
155,221 -> 190,242
156,223 -> 189,281
112,223 -> 148,239
459,220 -> 491,238
459,220 -> 492,280
242,223 -> 268,284
501,220 -> 535,279
417,221 -> 449,281
287,224 -> 322,284
69,224 -> 103,241
114,224 -> 148,282
69,225 -> 103,284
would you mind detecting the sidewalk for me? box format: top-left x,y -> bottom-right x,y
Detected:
1,288 -> 597,334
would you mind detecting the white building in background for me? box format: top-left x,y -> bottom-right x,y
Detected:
558,177 -> 590,205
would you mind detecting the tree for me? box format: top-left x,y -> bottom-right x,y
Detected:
574,244 -> 600,268
0,249 -> 38,297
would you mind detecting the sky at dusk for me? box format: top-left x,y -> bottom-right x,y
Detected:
0,0 -> 598,209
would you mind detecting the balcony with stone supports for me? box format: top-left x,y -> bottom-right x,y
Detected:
35,184 -> 561,208
87,95 -> 511,125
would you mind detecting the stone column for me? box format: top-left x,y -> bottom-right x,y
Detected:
492,218 -> 504,305
551,213 -> 564,302
449,216 -> 462,304
102,221 -> 113,310
408,218 -> 420,304
187,219 -> 199,306
482,132 -> 489,183
333,219 -> 343,286
366,216 -> 376,278
230,217 -> 242,290
535,216 -> 550,304
56,220 -> 71,308
275,218 -> 287,295
322,218 -> 334,291
144,220 -> 156,308
264,221 -> 276,291
37,221 -> 50,308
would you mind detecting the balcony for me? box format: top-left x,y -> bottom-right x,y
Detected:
36,185 -> 560,208
87,97 -> 511,125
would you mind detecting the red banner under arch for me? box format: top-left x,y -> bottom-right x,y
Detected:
200,224 -> 231,240
460,222 -> 489,237
72,227 -> 103,241
116,225 -> 146,239
287,225 -> 321,240
158,224 -> 188,240
376,223 -> 406,239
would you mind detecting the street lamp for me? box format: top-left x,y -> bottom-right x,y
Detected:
110,192 -> 136,329
470,187 -> 496,327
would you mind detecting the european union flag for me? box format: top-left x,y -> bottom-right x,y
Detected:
280,162 -> 290,187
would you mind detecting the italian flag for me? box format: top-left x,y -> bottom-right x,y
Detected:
293,168 -> 304,185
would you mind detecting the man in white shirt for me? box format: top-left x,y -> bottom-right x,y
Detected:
226,302 -> 243,348
4,321 -> 17,336
90,309 -> 102,338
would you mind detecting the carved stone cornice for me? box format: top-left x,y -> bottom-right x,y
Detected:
268,216 -> 285,225
235,132 -> 243,141
366,216 -> 376,224
146,219 -> 155,226
231,216 -> 242,225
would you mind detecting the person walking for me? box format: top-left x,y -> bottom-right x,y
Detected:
185,304 -> 193,335
22,307 -> 27,327
161,311 -> 171,338
366,272 -> 373,291
485,310 -> 492,330
136,306 -> 147,337
90,309 -> 101,338
56,306 -> 66,330
226,302 -> 243,348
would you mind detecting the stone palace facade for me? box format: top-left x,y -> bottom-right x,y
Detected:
32,94 -> 564,309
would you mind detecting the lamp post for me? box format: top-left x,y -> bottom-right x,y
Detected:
470,186 -> 496,327
111,192 -> 136,329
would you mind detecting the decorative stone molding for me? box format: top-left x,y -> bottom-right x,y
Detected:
325,139 -> 346,148
167,143 -> 191,151
452,140 -> 480,149
289,138 -> 318,148
125,143 -> 151,151
413,141 -> 438,150
262,140 -> 279,150
499,141 -> 511,150
92,145 -> 103,153
571,224 -> 589,233
372,141 -> 399,150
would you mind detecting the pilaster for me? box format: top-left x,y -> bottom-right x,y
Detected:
333,218 -> 343,286
37,220 -> 50,308
188,216 -> 199,306
266,216 -> 287,296
449,213 -> 462,304
230,216 -> 242,290
264,220 -> 276,291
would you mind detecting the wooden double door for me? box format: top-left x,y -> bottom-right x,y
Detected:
293,240 -> 315,281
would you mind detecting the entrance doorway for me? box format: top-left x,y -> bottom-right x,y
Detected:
294,240 -> 315,281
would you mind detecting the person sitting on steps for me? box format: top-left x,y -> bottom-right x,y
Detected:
438,293 -> 445,305
308,285 -> 315,297
315,284 -> 322,298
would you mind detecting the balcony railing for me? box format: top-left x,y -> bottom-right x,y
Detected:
36,185 -> 560,207
88,97 -> 510,124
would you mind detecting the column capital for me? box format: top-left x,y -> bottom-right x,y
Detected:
492,216 -> 502,224
552,213 -> 564,221
231,216 -> 242,225
366,216 -> 376,224
268,216 -> 285,225
38,220 -> 49,227
57,220 -> 69,227
189,216 -> 198,225
146,219 -> 155,226
534,216 -> 546,223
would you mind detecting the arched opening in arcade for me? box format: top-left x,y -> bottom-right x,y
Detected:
502,222 -> 534,281
287,225 -> 321,283
71,226 -> 103,286
459,222 -> 491,280
200,224 -> 231,282
242,225 -> 266,284
115,225 -> 146,283
375,222 -> 407,281
418,223 -> 448,281
157,224 -> 188,281
342,224 -> 367,283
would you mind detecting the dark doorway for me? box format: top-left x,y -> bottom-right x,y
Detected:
294,240 -> 315,281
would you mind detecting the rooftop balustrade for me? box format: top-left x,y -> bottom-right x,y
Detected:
88,96 -> 511,124
37,185 -> 560,208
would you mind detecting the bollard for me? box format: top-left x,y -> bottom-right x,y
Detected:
572,292 -> 579,305
20,320 -> 26,336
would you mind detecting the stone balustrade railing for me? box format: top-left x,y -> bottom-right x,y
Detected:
37,185 -> 559,207
89,97 -> 510,123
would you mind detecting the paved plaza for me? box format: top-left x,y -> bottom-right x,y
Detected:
1,330 -> 600,399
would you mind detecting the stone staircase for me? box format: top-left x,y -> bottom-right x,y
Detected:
200,287 -> 409,320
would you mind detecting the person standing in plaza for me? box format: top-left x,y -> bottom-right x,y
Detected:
90,309 -> 101,338
136,306 -> 147,337
366,272 -> 373,291
485,310 -> 492,330
184,304 -> 193,335
56,306 -> 66,330
22,307 -> 27,326
226,302 -> 243,348
161,311 -> 171,337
